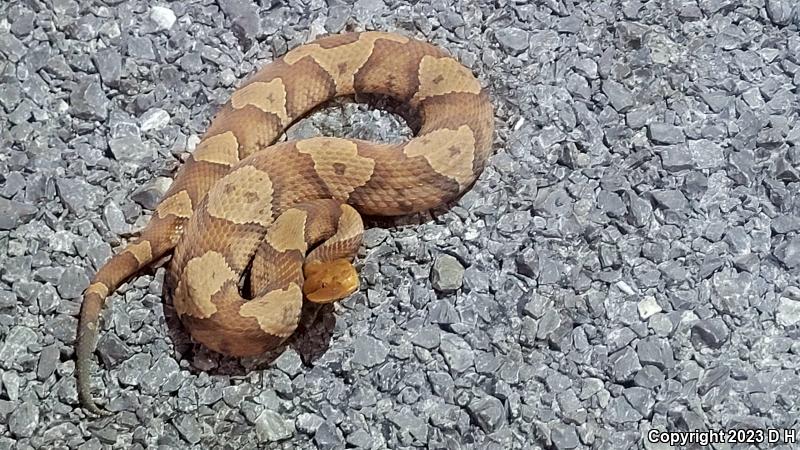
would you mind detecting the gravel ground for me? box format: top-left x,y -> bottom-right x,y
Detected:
1,0 -> 800,449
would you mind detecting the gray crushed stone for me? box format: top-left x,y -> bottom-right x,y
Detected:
1,0 -> 799,449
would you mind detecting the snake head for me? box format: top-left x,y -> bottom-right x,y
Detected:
302,259 -> 359,303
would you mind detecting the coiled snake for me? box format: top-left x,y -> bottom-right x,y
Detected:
77,31 -> 494,415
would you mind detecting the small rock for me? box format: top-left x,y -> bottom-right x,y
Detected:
638,297 -> 662,319
551,423 -> 580,449
0,326 -> 37,368
70,79 -> 108,121
495,27 -> 529,55
659,146 -> 693,171
274,350 -> 302,378
56,178 -> 103,216
37,345 -> 60,380
140,108 -> 170,131
296,412 -> 325,435
127,36 -> 155,60
637,337 -> 675,370
314,421 -> 344,450
777,297 -> 800,327
516,247 -> 538,277
688,139 -> 724,169
93,48 -> 122,88
609,347 -> 642,382
118,354 -> 152,386
648,123 -> 685,144
634,365 -> 665,389
411,326 -> 440,349
387,407 -> 428,442
140,355 -> 180,394
0,197 -> 38,230
467,395 -> 506,432
623,386 -> 654,417
651,190 -> 688,210
255,410 -> 293,442
173,415 -> 202,445
775,236 -> 800,268
603,79 -> 635,112
606,396 -> 643,424
150,6 -> 177,30
439,332 -> 474,373
109,134 -> 155,167
131,177 -> 172,210
430,254 -> 464,292
8,401 -> 39,438
691,318 -> 730,348
765,0 -> 796,26
351,335 -> 388,368
44,314 -> 78,344
57,266 -> 90,299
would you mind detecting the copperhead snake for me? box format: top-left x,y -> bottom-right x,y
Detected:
77,31 -> 494,415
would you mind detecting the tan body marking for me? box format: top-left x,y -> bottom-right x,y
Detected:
284,33 -> 408,93
230,79 -> 290,126
175,251 -> 235,318
413,56 -> 482,103
296,138 -> 376,199
403,125 -> 477,189
206,166 -> 275,227
193,131 -> 240,166
239,283 -> 303,337
156,190 -> 193,219
125,240 -> 153,264
264,209 -> 309,253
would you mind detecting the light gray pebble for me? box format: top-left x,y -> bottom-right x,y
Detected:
634,365 -> 665,389
777,297 -> 800,326
69,79 -> 108,121
118,353 -> 152,386
602,79 -> 634,112
439,332 -> 474,374
93,48 -> 122,88
8,401 -> 39,438
648,123 -> 685,144
36,345 -> 60,380
2,371 -> 20,401
550,423 -> 580,450
659,145 -> 693,171
314,421 -> 344,450
606,396 -> 643,424
140,108 -> 170,131
650,190 -> 688,210
255,410 -> 293,442
150,5 -> 177,30
351,335 -> 388,368
57,266 -> 89,299
466,395 -> 506,433
173,414 -> 202,445
0,198 -> 38,230
495,27 -> 529,55
609,347 -> 642,382
0,326 -> 37,368
775,236 -> 800,268
387,407 -> 428,442
765,0 -> 796,26
296,412 -> 324,435
274,349 -> 302,377
430,254 -> 464,292
637,337 -> 675,371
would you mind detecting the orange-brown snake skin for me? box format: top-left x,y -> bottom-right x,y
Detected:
76,31 -> 494,415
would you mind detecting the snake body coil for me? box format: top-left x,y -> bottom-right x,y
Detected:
77,31 -> 494,414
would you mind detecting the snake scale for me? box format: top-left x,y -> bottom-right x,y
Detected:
76,31 -> 494,415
